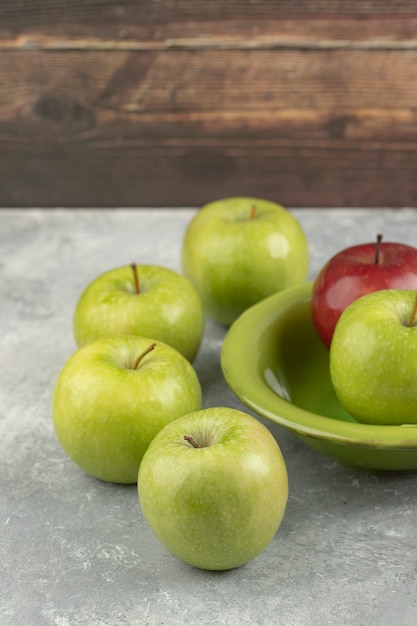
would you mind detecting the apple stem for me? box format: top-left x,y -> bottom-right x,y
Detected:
249,204 -> 256,220
374,233 -> 383,264
131,262 -> 140,294
409,293 -> 417,327
132,343 -> 156,369
184,435 -> 200,448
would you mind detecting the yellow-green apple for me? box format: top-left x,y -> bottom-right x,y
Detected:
312,235 -> 417,348
330,289 -> 417,425
181,197 -> 309,326
138,407 -> 288,570
73,264 -> 204,362
52,336 -> 202,483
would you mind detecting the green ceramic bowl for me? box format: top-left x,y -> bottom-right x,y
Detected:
221,282 -> 417,471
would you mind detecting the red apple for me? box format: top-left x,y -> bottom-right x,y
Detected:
311,235 -> 417,348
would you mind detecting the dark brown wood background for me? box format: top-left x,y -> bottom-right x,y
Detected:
2,1 -> 417,208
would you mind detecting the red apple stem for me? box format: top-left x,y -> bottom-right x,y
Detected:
249,204 -> 256,220
374,233 -> 383,264
409,293 -> 417,327
131,262 -> 140,294
132,343 -> 156,370
184,435 -> 200,448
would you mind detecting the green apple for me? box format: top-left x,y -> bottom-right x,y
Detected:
181,197 -> 309,326
138,407 -> 288,570
73,264 -> 204,362
52,336 -> 202,484
330,289 -> 417,425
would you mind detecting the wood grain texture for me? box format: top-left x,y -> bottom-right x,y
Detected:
1,2 -> 417,207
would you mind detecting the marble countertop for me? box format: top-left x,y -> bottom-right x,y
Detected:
2,207 -> 417,626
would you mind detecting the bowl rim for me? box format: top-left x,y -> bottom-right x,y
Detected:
221,282 -> 417,450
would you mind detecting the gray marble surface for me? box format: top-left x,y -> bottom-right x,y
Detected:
2,207 -> 417,626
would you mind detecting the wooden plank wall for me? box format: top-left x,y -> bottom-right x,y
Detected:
1,1 -> 417,208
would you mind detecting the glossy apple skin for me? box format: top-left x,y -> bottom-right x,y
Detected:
52,336 -> 202,484
330,289 -> 417,425
312,241 -> 417,348
181,197 -> 309,326
73,264 -> 204,362
138,407 -> 288,571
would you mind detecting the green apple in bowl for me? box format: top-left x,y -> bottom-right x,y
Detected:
330,289 -> 417,425
181,197 -> 309,326
138,407 -> 288,571
52,336 -> 202,484
73,264 -> 204,362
